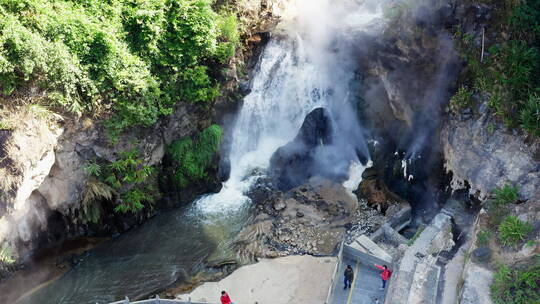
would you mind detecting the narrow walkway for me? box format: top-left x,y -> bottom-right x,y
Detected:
329,247 -> 389,304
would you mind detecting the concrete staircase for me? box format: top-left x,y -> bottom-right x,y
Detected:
383,212 -> 454,304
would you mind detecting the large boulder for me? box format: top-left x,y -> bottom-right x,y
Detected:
269,107 -> 335,191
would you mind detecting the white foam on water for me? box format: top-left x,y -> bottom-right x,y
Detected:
343,160 -> 373,195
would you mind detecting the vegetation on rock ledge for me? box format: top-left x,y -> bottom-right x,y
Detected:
84,149 -> 159,215
167,124 -> 222,187
452,0 -> 540,136
490,256 -> 540,304
486,184 -> 533,248
0,0 -> 239,137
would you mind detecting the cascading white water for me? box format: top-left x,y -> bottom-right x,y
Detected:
197,0 -> 384,213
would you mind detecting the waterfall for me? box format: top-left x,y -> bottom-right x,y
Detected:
14,2 -> 389,303
196,0 -> 383,213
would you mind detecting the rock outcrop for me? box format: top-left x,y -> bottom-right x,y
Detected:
0,102 -> 202,260
0,113 -> 64,257
269,107 -> 334,190
356,167 -> 406,213
442,111 -> 540,200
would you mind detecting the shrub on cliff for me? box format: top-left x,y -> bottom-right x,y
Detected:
493,184 -> 519,206
520,94 -> 540,136
0,0 -> 239,136
487,184 -> 519,228
167,124 -> 222,187
84,149 -> 160,214
498,215 -> 533,247
449,86 -> 473,112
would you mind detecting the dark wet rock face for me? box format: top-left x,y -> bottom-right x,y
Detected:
293,107 -> 333,146
351,2 -> 485,217
269,107 -> 335,191
355,167 -> 406,213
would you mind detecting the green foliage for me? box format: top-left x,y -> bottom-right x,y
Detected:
167,124 -> 222,187
476,230 -> 491,247
122,0 -> 167,58
526,240 -> 537,247
511,0 -> 540,40
0,0 -> 238,135
214,14 -> 240,63
81,178 -> 114,223
490,258 -> 540,304
498,215 -> 533,247
487,184 -> 519,228
479,40 -> 540,128
520,94 -> 540,136
456,0 -> 540,135
493,184 -> 519,206
83,162 -> 101,177
450,86 -> 473,112
102,149 -> 158,213
177,66 -> 220,103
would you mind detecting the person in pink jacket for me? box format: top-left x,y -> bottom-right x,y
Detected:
375,264 -> 392,290
220,291 -> 233,304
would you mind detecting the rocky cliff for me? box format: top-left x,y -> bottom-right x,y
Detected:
442,110 -> 540,201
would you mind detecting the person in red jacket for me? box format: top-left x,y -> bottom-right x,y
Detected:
220,290 -> 233,304
375,264 -> 392,290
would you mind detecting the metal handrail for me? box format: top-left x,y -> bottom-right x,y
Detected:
324,239 -> 345,304
108,295 -> 212,304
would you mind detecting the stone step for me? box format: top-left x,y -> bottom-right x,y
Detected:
350,235 -> 393,263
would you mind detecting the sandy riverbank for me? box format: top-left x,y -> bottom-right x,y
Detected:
176,255 -> 338,304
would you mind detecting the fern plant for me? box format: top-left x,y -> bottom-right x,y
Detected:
103,149 -> 158,213
80,178 -> 115,224
84,162 -> 101,177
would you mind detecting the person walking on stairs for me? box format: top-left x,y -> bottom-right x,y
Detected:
374,264 -> 392,290
344,265 -> 354,289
